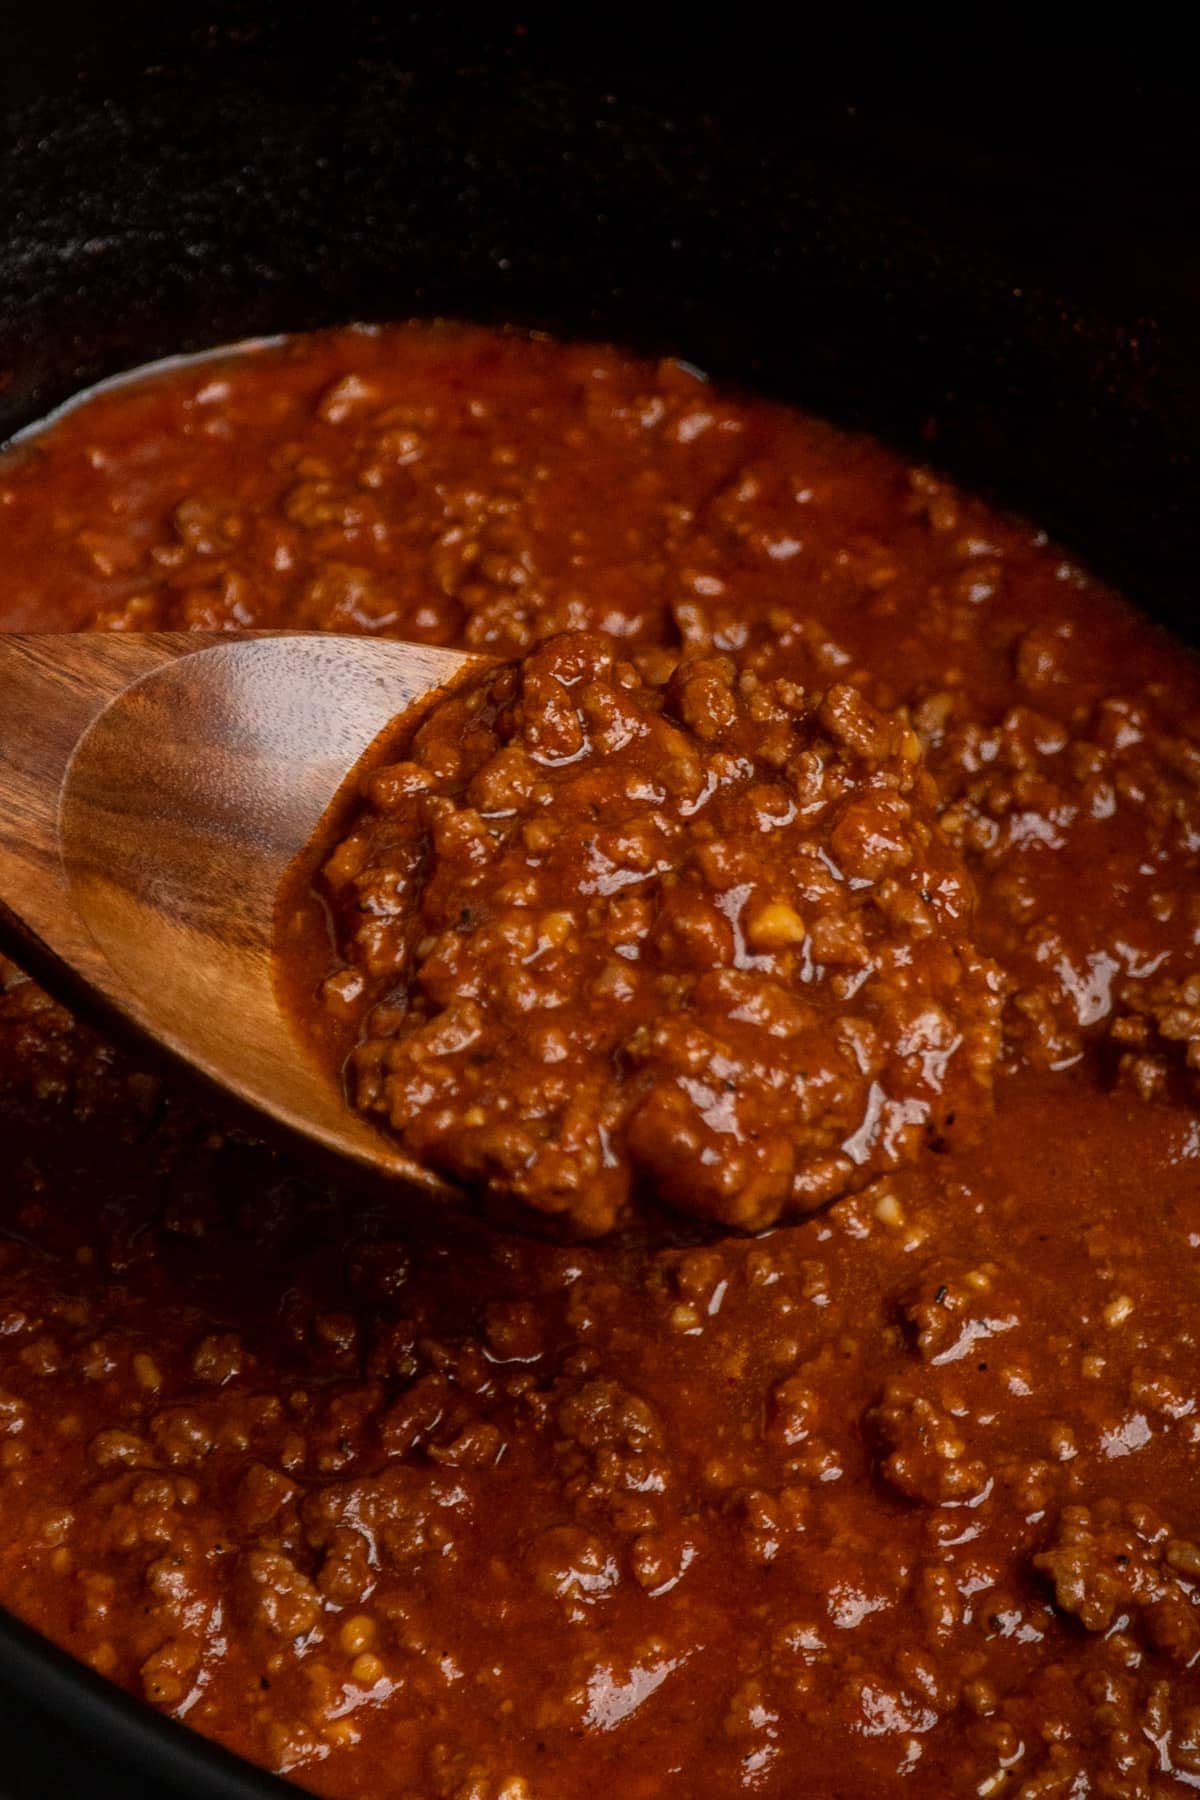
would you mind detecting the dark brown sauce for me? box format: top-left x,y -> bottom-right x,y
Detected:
1,323 -> 1199,1797
286,630 -> 1002,1236
273,661 -> 480,1110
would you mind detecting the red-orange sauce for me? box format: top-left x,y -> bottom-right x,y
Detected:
294,628 -> 1002,1235
2,324 -> 1200,1797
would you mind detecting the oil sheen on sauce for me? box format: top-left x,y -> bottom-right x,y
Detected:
1,324 -> 1200,1799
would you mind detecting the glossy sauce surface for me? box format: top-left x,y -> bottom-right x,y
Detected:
298,628 -> 1002,1235
2,325 -> 1200,1798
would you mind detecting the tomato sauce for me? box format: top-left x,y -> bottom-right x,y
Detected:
295,630 -> 1001,1235
2,323 -> 1200,1797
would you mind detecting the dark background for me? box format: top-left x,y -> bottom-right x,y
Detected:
1,6 -> 1199,1795
3,8 -> 1200,626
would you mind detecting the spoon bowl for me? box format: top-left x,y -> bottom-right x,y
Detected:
0,632 -> 482,1191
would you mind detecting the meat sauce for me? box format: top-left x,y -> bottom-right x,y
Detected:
298,631 -> 1002,1235
2,323 -> 1200,1798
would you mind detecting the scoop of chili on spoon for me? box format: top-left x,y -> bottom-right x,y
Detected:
0,629 -> 1002,1238
0,631 -> 480,1198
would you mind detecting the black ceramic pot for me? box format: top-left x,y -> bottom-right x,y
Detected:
0,9 -> 1195,1796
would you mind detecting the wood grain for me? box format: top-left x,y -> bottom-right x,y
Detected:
0,632 -> 481,1195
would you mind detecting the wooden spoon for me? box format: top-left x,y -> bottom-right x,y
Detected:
0,632 -> 483,1195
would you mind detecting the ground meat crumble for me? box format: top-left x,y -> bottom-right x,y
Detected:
311,629 -> 1001,1233
2,325 -> 1200,1800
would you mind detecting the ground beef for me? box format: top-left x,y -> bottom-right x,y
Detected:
1034,1498 -> 1200,1662
2,325 -> 1200,1800
312,630 -> 1001,1233
1109,970 -> 1200,1101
